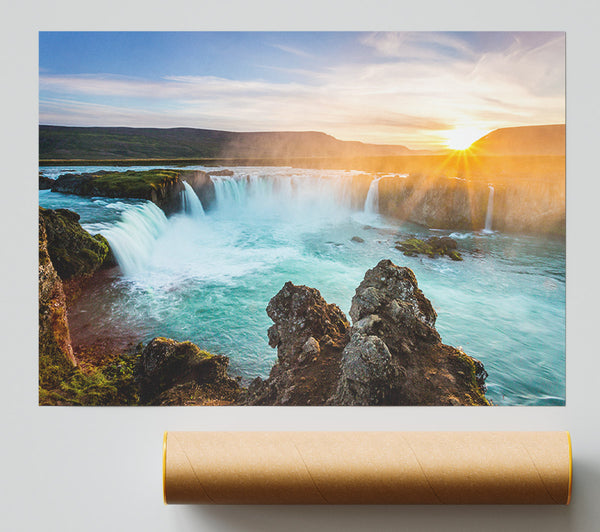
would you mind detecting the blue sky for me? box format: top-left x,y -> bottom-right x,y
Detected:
39,32 -> 565,149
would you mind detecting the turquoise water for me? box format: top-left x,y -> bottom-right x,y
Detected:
39,165 -> 566,405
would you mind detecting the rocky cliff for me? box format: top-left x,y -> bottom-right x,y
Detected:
246,282 -> 350,405
376,175 -> 564,236
248,260 -> 489,406
39,218 -> 77,392
49,168 -> 217,214
51,169 -> 185,214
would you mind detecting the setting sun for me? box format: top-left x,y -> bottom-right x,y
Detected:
445,127 -> 489,151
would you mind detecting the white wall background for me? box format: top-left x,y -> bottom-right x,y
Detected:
1,1 -> 599,530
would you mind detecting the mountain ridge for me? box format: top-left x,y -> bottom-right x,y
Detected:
468,124 -> 565,156
39,125 -> 415,160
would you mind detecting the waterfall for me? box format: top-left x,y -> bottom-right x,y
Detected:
364,176 -> 383,214
209,172 -> 354,219
181,181 -> 205,218
484,185 -> 494,232
102,201 -> 169,276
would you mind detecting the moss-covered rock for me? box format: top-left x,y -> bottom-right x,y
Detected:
39,353 -> 140,406
135,337 -> 243,405
39,218 -> 77,401
396,236 -> 463,261
52,169 -> 185,213
39,207 -> 110,280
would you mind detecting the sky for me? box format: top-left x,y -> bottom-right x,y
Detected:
39,32 -> 565,150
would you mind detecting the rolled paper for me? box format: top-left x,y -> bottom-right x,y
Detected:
163,431 -> 572,505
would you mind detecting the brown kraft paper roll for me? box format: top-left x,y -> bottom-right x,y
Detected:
163,431 -> 572,505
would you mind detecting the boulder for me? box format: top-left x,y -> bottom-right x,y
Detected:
135,337 -> 242,405
245,282 -> 350,405
330,260 -> 488,405
396,236 -> 462,261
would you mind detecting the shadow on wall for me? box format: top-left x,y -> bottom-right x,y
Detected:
179,502 -> 574,532
163,456 -> 600,532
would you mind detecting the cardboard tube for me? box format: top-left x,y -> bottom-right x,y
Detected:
163,431 -> 572,505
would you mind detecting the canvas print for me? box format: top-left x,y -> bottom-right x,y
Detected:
38,32 -> 565,406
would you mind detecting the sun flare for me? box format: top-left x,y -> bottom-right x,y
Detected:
445,127 -> 488,151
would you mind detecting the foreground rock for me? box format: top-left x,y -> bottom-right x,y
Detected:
39,217 -> 77,395
135,337 -> 243,405
251,260 -> 488,406
396,236 -> 462,261
39,207 -> 111,280
246,282 -> 350,405
331,260 -> 488,405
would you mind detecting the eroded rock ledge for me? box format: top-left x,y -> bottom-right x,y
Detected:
248,260 -> 489,406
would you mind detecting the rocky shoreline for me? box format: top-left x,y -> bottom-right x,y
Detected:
39,204 -> 489,406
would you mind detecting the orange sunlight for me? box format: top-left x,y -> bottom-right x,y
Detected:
444,127 -> 489,151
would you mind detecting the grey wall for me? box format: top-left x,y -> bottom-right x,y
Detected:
2,1 -> 599,530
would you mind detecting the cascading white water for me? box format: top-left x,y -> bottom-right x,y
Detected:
210,171 -> 354,220
102,201 -> 169,276
181,181 -> 205,218
364,176 -> 383,214
484,185 -> 495,232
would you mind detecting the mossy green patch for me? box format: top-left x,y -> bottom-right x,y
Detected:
40,207 -> 110,280
90,169 -> 181,198
395,236 -> 463,261
453,350 -> 489,405
40,353 -> 140,406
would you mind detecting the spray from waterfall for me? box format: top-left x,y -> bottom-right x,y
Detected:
484,185 -> 495,232
181,181 -> 205,218
102,201 -> 169,276
210,172 -> 355,217
364,176 -> 383,214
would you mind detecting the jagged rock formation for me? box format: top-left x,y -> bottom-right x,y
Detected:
331,260 -> 488,405
250,260 -> 488,406
39,207 -> 111,280
38,218 -> 77,384
135,337 -> 243,405
246,282 -> 350,405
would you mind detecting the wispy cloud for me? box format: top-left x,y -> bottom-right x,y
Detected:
39,33 -> 565,149
270,43 -> 314,59
360,32 -> 477,61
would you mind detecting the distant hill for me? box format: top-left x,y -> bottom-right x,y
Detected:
469,124 -> 565,156
39,125 -> 415,160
